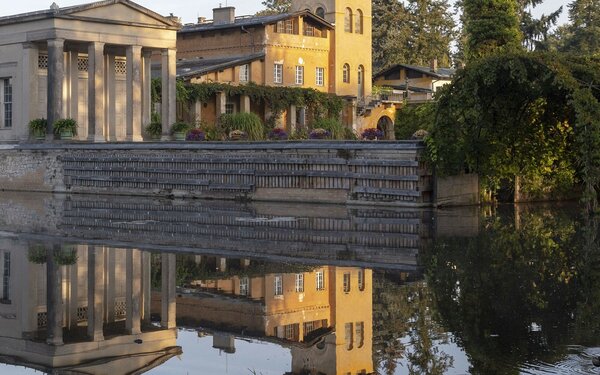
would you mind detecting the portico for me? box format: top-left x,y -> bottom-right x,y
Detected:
0,0 -> 179,142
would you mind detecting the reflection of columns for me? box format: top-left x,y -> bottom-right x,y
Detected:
240,95 -> 251,113
87,246 -> 105,341
161,48 -> 176,140
241,259 -> 251,268
47,39 -> 65,135
126,249 -> 142,334
288,104 -> 297,133
68,250 -> 79,329
216,92 -> 226,118
105,248 -> 116,323
351,99 -> 358,132
161,253 -> 176,329
142,51 -> 152,131
217,257 -> 227,272
126,45 -> 143,142
106,55 -> 117,141
21,43 -> 39,141
142,251 -> 151,324
88,42 -> 106,142
46,246 -> 63,345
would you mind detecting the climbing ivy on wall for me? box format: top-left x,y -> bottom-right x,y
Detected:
152,80 -> 345,121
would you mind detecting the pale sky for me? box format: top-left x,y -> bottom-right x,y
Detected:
1,0 -> 569,27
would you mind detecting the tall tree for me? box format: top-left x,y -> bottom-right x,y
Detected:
520,3 -> 564,51
372,0 -> 455,71
560,0 -> 600,54
256,0 -> 291,16
463,0 -> 523,60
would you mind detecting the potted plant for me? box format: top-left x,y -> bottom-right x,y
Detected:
268,128 -> 288,140
228,129 -> 248,141
29,118 -> 47,141
186,128 -> 206,141
145,121 -> 162,140
309,128 -> 331,140
361,127 -> 384,140
27,244 -> 47,264
170,122 -> 191,141
53,118 -> 77,140
54,245 -> 78,266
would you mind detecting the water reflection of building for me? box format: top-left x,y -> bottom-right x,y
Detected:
163,256 -> 373,375
0,240 -> 180,374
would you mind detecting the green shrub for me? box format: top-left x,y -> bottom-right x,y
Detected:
53,118 -> 77,135
170,121 -> 192,135
312,118 -> 347,140
145,121 -> 162,138
28,118 -> 47,134
219,113 -> 264,141
395,103 -> 436,140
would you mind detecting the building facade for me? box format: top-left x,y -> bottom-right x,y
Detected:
0,0 -> 178,142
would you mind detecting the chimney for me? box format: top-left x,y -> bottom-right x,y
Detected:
198,16 -> 207,24
430,58 -> 438,73
213,6 -> 235,25
166,13 -> 182,26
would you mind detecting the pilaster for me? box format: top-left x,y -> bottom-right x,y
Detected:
126,45 -> 143,142
87,42 -> 106,142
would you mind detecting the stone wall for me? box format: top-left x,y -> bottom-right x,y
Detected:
435,173 -> 480,207
0,142 -> 432,206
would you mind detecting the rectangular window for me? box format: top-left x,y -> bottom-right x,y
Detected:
316,270 -> 324,291
225,96 -> 235,114
345,322 -> 353,350
358,269 -> 365,291
295,66 -> 304,85
295,273 -> 304,292
284,323 -> 299,341
239,277 -> 249,296
274,64 -> 283,84
316,67 -> 324,86
343,272 -> 351,293
276,19 -> 296,34
274,274 -> 283,296
2,79 -> 12,128
1,252 -> 10,304
239,64 -> 250,82
304,24 -> 315,37
355,322 -> 364,348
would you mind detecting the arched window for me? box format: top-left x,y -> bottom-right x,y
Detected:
316,7 -> 325,18
343,63 -> 350,83
344,8 -> 353,33
355,9 -> 363,34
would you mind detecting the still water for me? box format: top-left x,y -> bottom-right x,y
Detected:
0,192 -> 598,375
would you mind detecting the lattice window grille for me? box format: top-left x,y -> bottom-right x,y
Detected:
37,312 -> 48,328
115,60 -> 127,75
38,54 -> 48,70
77,57 -> 89,72
77,306 -> 88,321
115,300 -> 126,318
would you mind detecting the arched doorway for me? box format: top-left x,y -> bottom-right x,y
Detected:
377,116 -> 394,140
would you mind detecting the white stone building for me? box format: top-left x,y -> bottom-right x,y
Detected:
0,0 -> 179,142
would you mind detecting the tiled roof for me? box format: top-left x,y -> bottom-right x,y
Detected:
150,52 -> 266,80
374,64 -> 456,80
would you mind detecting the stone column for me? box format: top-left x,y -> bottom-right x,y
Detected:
350,99 -> 358,132
126,46 -> 143,142
105,248 -> 116,323
105,55 -> 117,141
142,251 -> 151,324
217,257 -> 227,272
68,52 -> 79,126
192,99 -> 202,126
287,104 -> 297,133
46,246 -> 63,346
47,39 -> 65,136
88,42 -> 105,142
126,249 -> 142,334
87,246 -> 105,341
216,92 -> 226,118
142,50 -> 152,132
21,43 -> 39,141
298,107 -> 306,128
161,253 -> 176,329
161,49 -> 176,140
240,95 -> 251,113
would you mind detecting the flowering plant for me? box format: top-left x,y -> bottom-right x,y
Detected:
309,128 -> 331,139
229,129 -> 248,140
186,128 -> 206,141
361,128 -> 384,140
269,128 -> 288,140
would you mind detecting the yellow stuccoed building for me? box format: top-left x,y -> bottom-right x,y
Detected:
175,0 -> 396,137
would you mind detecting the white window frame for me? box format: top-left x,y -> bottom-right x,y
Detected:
239,276 -> 249,296
295,66 -> 304,85
316,67 -> 324,87
239,64 -> 250,82
343,272 -> 351,293
274,64 -> 283,84
295,273 -> 304,292
316,270 -> 324,291
274,274 -> 283,296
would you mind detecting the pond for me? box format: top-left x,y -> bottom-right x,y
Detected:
0,192 -> 597,374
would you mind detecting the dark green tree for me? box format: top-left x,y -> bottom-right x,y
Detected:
560,0 -> 600,54
372,0 -> 413,71
256,0 -> 292,15
463,0 -> 523,60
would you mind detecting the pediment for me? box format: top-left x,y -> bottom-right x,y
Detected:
65,1 -> 176,28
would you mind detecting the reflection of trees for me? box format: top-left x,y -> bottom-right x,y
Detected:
424,206 -> 600,374
373,273 -> 453,375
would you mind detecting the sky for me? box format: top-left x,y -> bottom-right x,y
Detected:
2,0 -> 569,27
